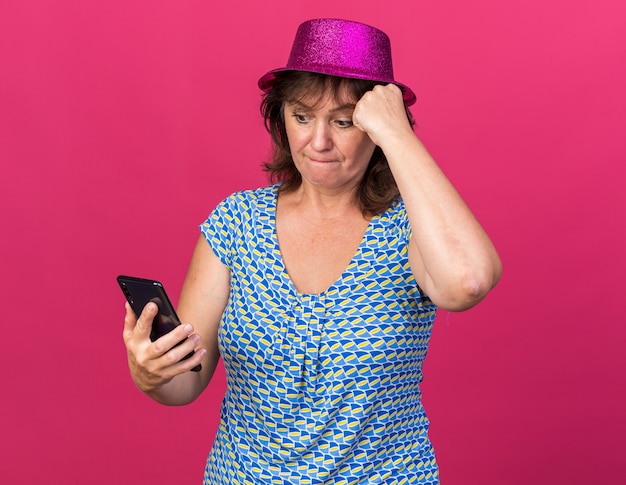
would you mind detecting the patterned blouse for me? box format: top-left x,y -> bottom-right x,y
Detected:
200,185 -> 439,484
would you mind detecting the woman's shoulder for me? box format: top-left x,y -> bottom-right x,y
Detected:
220,184 -> 278,205
377,196 -> 407,222
213,184 -> 275,206
202,185 -> 278,238
211,184 -> 279,219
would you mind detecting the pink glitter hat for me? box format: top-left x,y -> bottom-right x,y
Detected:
258,18 -> 416,106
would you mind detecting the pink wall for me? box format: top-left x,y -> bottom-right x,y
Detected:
1,1 -> 624,483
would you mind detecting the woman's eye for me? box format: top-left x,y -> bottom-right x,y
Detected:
336,119 -> 354,128
293,113 -> 310,123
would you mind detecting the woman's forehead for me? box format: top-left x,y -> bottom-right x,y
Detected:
288,83 -> 359,109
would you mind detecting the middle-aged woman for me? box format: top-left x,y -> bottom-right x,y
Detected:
123,18 -> 502,484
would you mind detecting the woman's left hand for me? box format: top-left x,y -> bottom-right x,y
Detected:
352,84 -> 414,147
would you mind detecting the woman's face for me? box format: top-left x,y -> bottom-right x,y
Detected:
283,91 -> 376,193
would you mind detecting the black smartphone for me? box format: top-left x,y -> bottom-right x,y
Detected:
117,275 -> 201,372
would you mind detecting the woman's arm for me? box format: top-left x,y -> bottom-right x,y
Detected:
354,84 -> 502,311
122,236 -> 230,405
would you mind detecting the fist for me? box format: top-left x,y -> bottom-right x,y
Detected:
353,84 -> 413,146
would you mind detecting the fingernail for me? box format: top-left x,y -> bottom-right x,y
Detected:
183,324 -> 193,334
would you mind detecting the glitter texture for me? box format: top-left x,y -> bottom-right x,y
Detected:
258,18 -> 416,106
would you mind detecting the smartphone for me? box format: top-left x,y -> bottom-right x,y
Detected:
117,275 -> 201,372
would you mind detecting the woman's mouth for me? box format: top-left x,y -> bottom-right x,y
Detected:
309,157 -> 336,164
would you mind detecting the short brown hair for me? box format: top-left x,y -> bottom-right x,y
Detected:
260,71 -> 414,217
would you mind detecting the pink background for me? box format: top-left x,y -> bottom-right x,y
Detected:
1,1 -> 625,484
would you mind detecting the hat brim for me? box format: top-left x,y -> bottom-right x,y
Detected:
258,68 -> 416,107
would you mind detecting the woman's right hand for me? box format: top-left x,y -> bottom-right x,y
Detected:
122,301 -> 206,394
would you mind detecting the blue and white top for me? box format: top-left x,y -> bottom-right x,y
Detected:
201,185 -> 439,484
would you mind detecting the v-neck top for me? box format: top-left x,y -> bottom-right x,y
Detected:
200,185 -> 439,484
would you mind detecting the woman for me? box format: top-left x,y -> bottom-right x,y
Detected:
123,18 -> 502,484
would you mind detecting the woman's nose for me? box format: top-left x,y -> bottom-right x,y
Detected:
309,122 -> 333,151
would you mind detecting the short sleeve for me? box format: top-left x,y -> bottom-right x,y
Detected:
394,198 -> 412,242
199,195 -> 237,268
379,197 -> 412,244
